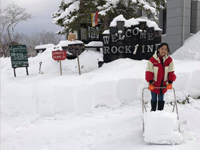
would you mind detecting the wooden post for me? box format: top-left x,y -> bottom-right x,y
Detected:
26,67 -> 29,75
13,68 -> 16,77
76,53 -> 81,75
60,60 -> 62,75
39,62 -> 42,74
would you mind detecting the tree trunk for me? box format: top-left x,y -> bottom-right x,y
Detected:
103,15 -> 110,30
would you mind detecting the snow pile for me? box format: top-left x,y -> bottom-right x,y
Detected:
63,50 -> 103,73
54,40 -> 84,50
143,111 -> 183,144
109,14 -> 161,30
35,44 -> 55,50
85,41 -> 103,47
1,49 -> 200,116
85,41 -> 104,53
2,37 -> 200,149
57,40 -> 83,47
172,31 -> 200,61
32,46 -> 101,74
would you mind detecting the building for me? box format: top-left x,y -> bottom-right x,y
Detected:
77,0 -> 200,54
159,0 -> 200,53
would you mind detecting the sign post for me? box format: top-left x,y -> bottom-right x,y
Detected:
59,60 -> 62,75
52,50 -> 67,75
76,53 -> 81,75
9,45 -> 29,77
68,44 -> 85,75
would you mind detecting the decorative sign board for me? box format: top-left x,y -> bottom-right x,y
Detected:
102,21 -> 162,63
9,45 -> 29,68
9,45 -> 29,77
52,50 -> 67,61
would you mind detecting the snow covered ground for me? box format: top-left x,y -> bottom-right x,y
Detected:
1,35 -> 200,149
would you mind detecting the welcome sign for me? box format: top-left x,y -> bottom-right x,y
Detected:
102,21 -> 162,63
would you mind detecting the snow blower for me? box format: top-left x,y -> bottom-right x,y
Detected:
141,87 -> 183,145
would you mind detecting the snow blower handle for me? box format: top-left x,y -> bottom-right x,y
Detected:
153,87 -> 166,89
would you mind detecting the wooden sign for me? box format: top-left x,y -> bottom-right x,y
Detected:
68,44 -> 85,75
52,50 -> 67,76
52,50 -> 67,60
68,34 -> 76,41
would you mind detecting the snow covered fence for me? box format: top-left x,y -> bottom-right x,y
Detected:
1,77 -> 145,116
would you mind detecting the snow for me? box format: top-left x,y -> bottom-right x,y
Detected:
97,0 -> 158,18
85,41 -> 103,47
52,1 -> 80,24
85,41 -> 104,52
143,111 -> 183,144
1,35 -> 200,149
57,40 -> 84,47
172,31 -> 200,61
109,14 -> 126,26
110,14 -> 161,31
35,44 -> 55,50
54,40 -> 84,53
102,29 -> 110,34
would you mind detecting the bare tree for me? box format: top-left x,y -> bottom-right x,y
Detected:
4,3 -> 32,42
0,15 -> 9,57
0,2 -> 32,57
11,31 -> 62,57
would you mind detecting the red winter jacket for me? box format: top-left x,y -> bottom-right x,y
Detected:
145,51 -> 176,94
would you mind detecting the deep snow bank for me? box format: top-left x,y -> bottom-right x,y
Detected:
1,49 -> 200,116
172,31 -> 200,61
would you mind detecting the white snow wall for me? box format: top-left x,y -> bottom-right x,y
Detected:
2,69 -> 200,116
1,78 -> 145,116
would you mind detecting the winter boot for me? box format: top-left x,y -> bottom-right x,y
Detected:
158,101 -> 165,111
151,101 -> 157,111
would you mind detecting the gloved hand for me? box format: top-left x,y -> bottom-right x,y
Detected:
166,83 -> 172,90
149,83 -> 154,91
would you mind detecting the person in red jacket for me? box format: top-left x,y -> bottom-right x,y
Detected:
145,43 -> 176,111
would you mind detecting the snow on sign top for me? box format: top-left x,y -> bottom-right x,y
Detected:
109,14 -> 161,31
57,40 -> 84,47
85,41 -> 103,47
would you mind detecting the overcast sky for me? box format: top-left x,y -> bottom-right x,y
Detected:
1,0 -> 62,35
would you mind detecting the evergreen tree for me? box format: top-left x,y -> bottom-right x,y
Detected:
52,0 -> 166,35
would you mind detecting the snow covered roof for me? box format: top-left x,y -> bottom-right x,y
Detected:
57,40 -> 84,47
85,41 -> 103,47
102,30 -> 110,34
109,14 -> 161,31
35,44 -> 55,50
